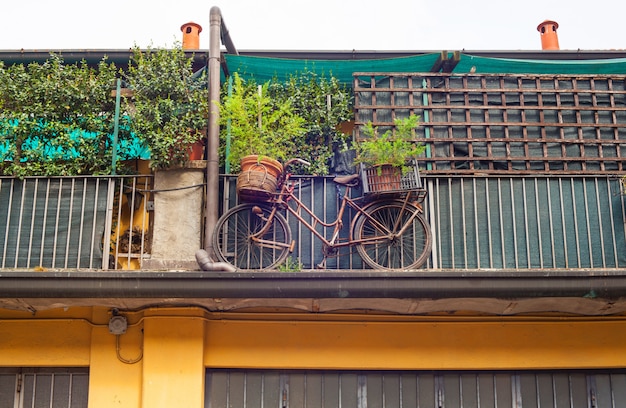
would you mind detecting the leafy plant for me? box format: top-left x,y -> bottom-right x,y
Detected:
219,72 -> 305,173
277,256 -> 304,272
353,114 -> 425,174
124,44 -> 209,170
219,71 -> 353,175
269,70 -> 353,175
0,55 -> 135,177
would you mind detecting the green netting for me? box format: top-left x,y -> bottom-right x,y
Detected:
223,53 -> 442,84
455,53 -> 626,75
223,53 -> 626,84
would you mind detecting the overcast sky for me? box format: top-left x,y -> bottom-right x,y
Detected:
1,0 -> 623,52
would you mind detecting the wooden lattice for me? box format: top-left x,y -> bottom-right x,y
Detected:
354,73 -> 626,175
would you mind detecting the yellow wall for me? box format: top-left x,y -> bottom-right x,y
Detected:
2,306 -> 626,407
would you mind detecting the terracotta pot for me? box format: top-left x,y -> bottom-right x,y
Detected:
188,140 -> 205,160
236,155 -> 283,202
239,155 -> 283,179
366,164 -> 402,193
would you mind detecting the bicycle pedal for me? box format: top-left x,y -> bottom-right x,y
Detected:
289,240 -> 296,252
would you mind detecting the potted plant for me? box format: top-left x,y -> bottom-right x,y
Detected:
353,114 -> 425,193
124,44 -> 209,170
220,72 -> 305,173
219,73 -> 306,200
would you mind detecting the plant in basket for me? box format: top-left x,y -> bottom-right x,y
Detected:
219,72 -> 306,200
353,114 -> 425,193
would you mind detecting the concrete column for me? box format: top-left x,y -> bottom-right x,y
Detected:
142,165 -> 205,270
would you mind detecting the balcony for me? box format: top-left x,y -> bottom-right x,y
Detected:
2,71 -> 626,316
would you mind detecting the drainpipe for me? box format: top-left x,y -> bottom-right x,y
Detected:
537,20 -> 560,50
205,7 -> 223,257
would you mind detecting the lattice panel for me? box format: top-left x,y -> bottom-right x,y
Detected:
354,73 -> 626,175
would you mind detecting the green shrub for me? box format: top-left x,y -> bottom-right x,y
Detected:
0,55 -> 135,176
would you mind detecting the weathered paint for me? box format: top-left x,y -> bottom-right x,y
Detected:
141,166 -> 205,270
2,307 -> 626,407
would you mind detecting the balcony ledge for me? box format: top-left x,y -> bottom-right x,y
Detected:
1,268 -> 626,316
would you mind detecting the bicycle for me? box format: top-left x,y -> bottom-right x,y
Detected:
212,158 -> 432,271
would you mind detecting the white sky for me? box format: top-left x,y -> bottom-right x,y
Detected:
0,0 -> 623,52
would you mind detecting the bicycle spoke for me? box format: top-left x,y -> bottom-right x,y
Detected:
213,204 -> 292,270
354,200 -> 431,270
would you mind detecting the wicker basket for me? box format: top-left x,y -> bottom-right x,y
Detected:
236,169 -> 278,202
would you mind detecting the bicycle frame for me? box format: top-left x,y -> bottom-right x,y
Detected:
250,171 -> 423,253
212,158 -> 432,270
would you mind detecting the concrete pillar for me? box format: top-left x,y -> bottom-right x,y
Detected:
142,165 -> 205,270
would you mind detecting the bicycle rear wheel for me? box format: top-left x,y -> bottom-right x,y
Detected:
353,200 -> 431,270
212,203 -> 292,270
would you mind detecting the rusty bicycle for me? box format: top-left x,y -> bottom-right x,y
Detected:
212,158 -> 432,270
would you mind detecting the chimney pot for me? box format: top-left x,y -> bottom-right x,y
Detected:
537,20 -> 560,50
181,22 -> 202,50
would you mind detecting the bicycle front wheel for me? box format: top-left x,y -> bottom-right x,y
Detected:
212,203 -> 292,270
354,200 -> 431,270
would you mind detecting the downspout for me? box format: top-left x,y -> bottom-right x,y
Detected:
205,7 -> 223,257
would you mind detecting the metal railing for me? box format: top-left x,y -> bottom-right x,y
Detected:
0,176 -> 152,270
426,175 -> 626,270
1,173 -> 623,271
221,174 -> 626,271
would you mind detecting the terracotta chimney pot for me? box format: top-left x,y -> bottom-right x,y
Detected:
181,22 -> 202,50
537,20 -> 560,50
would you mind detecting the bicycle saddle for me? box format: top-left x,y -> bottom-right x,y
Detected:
333,174 -> 360,187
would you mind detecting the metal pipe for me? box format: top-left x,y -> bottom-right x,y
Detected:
111,79 -> 121,175
205,6 -> 223,256
219,15 -> 239,56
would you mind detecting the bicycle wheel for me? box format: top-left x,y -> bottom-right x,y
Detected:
353,200 -> 431,270
212,203 -> 292,270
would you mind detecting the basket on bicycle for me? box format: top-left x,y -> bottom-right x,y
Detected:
360,160 -> 427,201
236,170 -> 278,202
235,156 -> 283,202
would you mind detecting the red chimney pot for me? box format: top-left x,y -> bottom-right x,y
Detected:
537,20 -> 560,50
181,22 -> 202,50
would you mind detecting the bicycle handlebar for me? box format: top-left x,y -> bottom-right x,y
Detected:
284,158 -> 311,169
